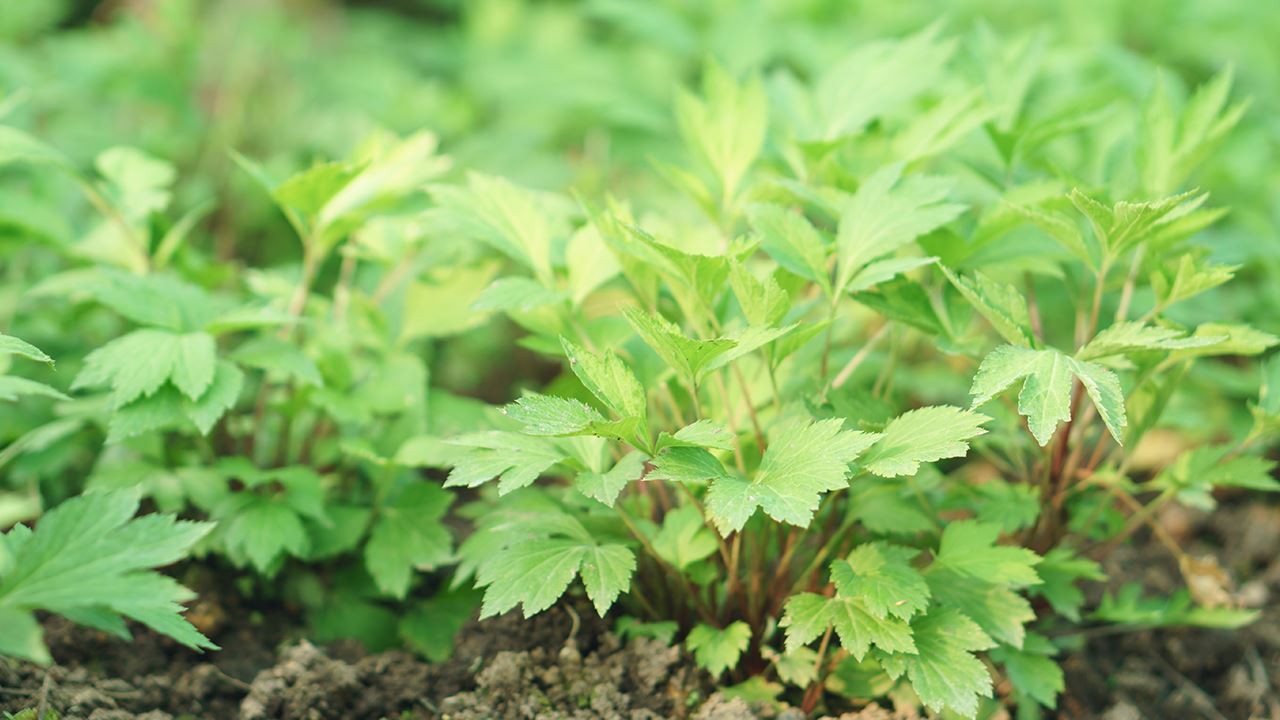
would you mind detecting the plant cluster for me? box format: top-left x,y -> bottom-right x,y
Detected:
2,4 -> 1279,718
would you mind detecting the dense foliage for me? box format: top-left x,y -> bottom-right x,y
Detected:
2,1 -> 1278,717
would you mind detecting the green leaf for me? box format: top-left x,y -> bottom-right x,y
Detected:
835,165 -> 964,295
1077,321 -> 1223,361
1150,254 -> 1236,308
400,263 -> 499,340
502,393 -> 606,436
1069,188 -> 1205,256
781,591 -> 915,661
575,451 -> 647,507
798,24 -> 955,142
780,593 -> 832,652
729,263 -> 790,327
0,489 -> 215,663
940,267 -> 1034,347
686,621 -> 752,678
74,329 -> 223,408
749,204 -> 831,295
773,647 -> 820,686
829,596 -> 916,660
399,589 -> 480,663
580,544 -> 636,616
446,432 -> 567,495
831,542 -> 929,621
472,277 -> 566,312
476,537 -> 633,618
183,361 -> 244,434
653,506 -> 720,570
560,338 -> 647,419
1171,323 -> 1279,358
1032,548 -> 1103,623
365,483 -> 453,599
0,377 -> 69,403
430,173 -> 559,284
990,633 -> 1064,709
675,61 -> 767,203
847,256 -> 938,293
229,337 -> 323,387
932,521 -> 1040,587
566,225 -> 621,306
659,419 -> 735,451
861,406 -> 988,477
1140,67 -> 1248,196
0,333 -> 53,364
223,501 -> 309,573
706,418 -> 878,533
1094,584 -> 1258,629
649,446 -> 731,485
623,307 -> 736,385
1151,446 -> 1279,509
169,332 -> 217,400
926,567 -> 1035,647
971,345 -> 1126,446
878,608 -> 994,719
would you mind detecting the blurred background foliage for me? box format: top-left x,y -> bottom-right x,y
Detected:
3,0 -> 1277,422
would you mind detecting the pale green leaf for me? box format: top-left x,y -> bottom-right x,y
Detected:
861,406 -> 988,477
686,621 -> 752,678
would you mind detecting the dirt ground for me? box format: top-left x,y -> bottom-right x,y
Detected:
1,502 -> 1276,720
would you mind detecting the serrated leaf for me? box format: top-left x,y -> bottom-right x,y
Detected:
445,432 -> 566,495
729,263 -> 789,327
835,165 -> 964,295
971,345 -> 1126,446
991,633 -> 1064,709
0,489 -> 215,663
706,418 -> 878,533
686,621 -> 752,678
932,521 -> 1040,587
476,537 -> 633,618
1078,321 -> 1223,361
848,256 -> 938,293
575,451 -> 647,507
749,204 -> 831,295
502,393 -> 605,436
781,592 -> 833,652
183,361 -> 243,434
429,173 -> 558,284
926,567 -> 1034,647
652,506 -> 719,570
829,596 -> 916,660
624,307 -> 736,385
472,277 -> 566,312
0,377 -> 69,403
675,60 -> 766,203
831,542 -> 929,620
170,332 -> 217,400
1032,548 -> 1104,622
659,419 -> 735,451
229,337 -> 322,387
580,544 -> 636,616
560,338 -> 647,419
365,483 -> 453,599
0,333 -> 53,364
878,608 -> 994,719
649,446 -> 731,485
861,406 -> 988,477
940,267 -> 1034,347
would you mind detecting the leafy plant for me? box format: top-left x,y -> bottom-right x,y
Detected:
1,5 -> 1279,719
440,36 -> 1278,718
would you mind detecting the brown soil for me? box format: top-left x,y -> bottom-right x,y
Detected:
1,503 -> 1276,720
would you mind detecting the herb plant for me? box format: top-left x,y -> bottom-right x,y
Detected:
1,8 -> 1278,720
442,33 -> 1279,717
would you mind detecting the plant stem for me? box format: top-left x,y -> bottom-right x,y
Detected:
800,625 -> 835,713
831,323 -> 889,390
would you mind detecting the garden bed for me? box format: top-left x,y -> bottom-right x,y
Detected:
4,502 -> 1275,720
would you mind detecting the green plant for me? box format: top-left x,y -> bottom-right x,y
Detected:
0,126 -> 492,660
442,33 -> 1278,718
